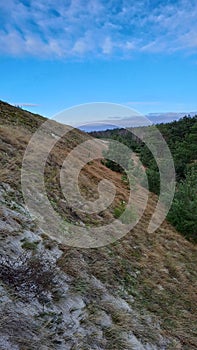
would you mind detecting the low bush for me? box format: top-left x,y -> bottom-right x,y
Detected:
0,251 -> 60,302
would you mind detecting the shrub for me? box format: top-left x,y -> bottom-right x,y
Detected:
0,251 -> 60,302
21,239 -> 40,250
102,141 -> 131,173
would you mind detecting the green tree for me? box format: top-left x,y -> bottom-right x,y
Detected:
102,141 -> 131,173
167,167 -> 197,242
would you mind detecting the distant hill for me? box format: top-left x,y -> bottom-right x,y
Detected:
79,111 -> 197,132
147,111 -> 197,124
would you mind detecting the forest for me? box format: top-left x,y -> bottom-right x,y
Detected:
91,115 -> 197,242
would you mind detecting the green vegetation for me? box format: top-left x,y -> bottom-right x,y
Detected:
114,200 -> 136,224
167,166 -> 197,241
91,115 -> 197,242
21,238 -> 40,250
102,140 -> 131,172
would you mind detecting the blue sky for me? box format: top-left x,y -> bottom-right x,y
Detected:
0,0 -> 197,121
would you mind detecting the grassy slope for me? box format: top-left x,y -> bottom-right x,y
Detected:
0,100 -> 197,349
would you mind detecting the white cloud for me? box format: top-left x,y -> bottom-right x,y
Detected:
0,0 -> 197,58
102,37 -> 113,54
125,41 -> 135,50
179,30 -> 197,49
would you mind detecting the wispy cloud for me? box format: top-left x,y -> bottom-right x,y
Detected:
0,0 -> 197,58
125,101 -> 161,106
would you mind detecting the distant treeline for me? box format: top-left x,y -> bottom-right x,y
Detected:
91,116 -> 197,242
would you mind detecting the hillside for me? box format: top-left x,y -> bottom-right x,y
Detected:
0,100 -> 196,350
91,117 -> 197,242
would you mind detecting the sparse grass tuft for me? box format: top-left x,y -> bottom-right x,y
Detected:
21,239 -> 40,250
0,251 -> 60,303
